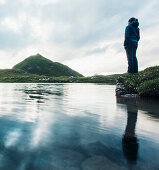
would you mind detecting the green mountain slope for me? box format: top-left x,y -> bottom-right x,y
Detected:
13,54 -> 83,77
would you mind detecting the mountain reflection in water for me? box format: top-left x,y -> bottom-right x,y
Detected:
0,83 -> 158,170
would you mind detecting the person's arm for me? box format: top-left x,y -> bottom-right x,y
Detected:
124,26 -> 131,46
137,28 -> 140,41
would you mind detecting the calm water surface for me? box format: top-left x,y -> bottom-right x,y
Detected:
0,83 -> 159,170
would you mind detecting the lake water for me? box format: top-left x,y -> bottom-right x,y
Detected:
0,83 -> 159,170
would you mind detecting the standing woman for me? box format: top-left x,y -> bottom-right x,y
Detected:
124,17 -> 140,73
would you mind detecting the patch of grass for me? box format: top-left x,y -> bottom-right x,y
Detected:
137,78 -> 159,97
117,66 -> 159,97
73,75 -> 121,84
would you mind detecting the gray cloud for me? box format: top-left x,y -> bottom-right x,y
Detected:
40,0 -> 150,46
86,46 -> 107,55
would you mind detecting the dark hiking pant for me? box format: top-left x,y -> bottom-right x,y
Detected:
125,45 -> 138,73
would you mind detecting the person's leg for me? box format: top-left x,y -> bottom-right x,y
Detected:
125,46 -> 134,73
134,57 -> 138,73
132,47 -> 138,73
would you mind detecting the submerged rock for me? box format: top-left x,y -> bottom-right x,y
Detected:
116,82 -> 127,96
82,156 -> 127,170
116,79 -> 139,98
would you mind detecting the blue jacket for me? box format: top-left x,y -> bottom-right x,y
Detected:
124,21 -> 140,47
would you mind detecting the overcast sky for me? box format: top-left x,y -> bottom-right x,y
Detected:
0,0 -> 159,76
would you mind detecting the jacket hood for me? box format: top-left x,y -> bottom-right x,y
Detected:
130,21 -> 139,28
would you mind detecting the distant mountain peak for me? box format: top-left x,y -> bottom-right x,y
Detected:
28,53 -> 46,59
35,53 -> 42,57
13,54 -> 83,77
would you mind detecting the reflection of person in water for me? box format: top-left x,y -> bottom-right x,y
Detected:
122,104 -> 138,164
117,97 -> 139,164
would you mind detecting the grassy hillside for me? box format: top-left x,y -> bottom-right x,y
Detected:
74,74 -> 121,84
0,69 -> 120,83
117,66 -> 159,97
0,69 -> 43,83
13,54 -> 83,77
